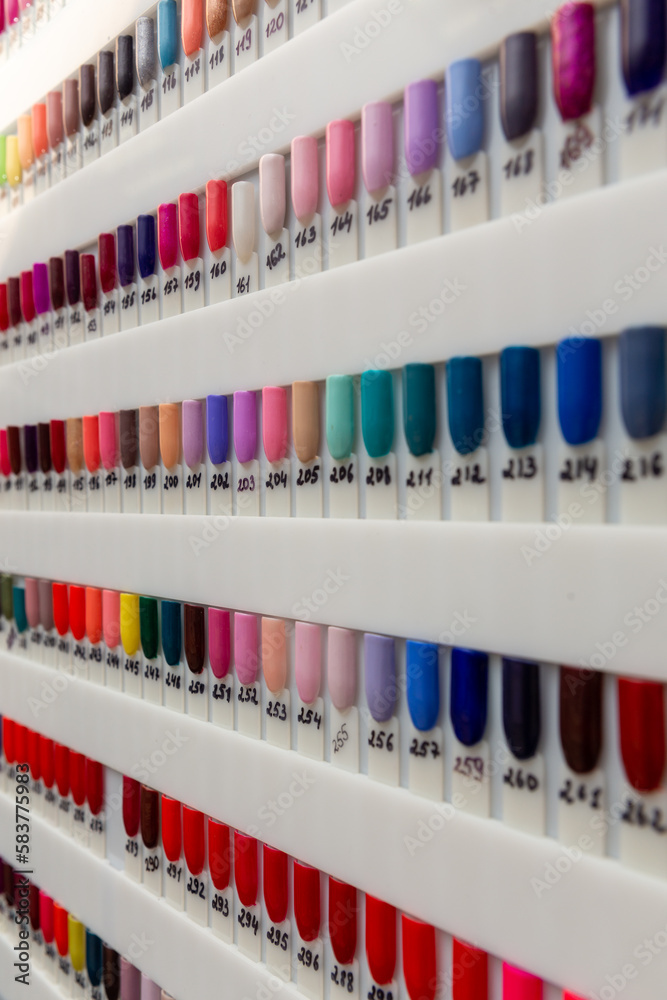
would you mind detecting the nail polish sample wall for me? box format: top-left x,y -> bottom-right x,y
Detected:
0,0 -> 667,999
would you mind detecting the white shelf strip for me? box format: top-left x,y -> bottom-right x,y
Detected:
1,656 -> 666,1000
0,795 -> 301,1000
1,168 -> 666,424
0,0 -> 615,274
1,511 -> 667,678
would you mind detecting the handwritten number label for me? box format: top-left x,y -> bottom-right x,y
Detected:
141,89 -> 154,112
238,907 -> 260,935
366,198 -> 392,225
502,455 -> 537,480
210,261 -> 227,279
332,722 -> 349,754
409,739 -> 440,759
366,465 -> 391,486
331,211 -> 353,236
237,475 -> 256,493
265,12 -> 284,36
368,729 -> 394,751
162,72 -> 177,94
503,150 -> 534,179
265,243 -> 286,270
184,270 -> 201,292
296,465 -> 319,486
210,471 -> 230,491
330,463 -> 354,484
451,171 -> 480,197
297,707 -> 322,729
297,947 -> 319,970
621,798 -> 667,833
332,966 -> 354,994
559,779 -> 601,809
503,767 -> 539,791
560,456 -> 598,482
621,452 -> 663,481
295,225 -> 317,248
212,682 -> 232,702
235,27 -> 252,56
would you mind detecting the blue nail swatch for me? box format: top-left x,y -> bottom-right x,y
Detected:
364,633 -> 396,723
361,371 -> 394,459
500,346 -> 541,449
621,0 -> 666,96
117,225 -> 136,288
157,0 -> 179,71
446,357 -> 485,455
86,930 -> 103,988
402,364 -> 436,457
406,640 -> 440,731
619,327 -> 666,439
207,394 -> 229,465
13,587 -> 27,634
446,59 -> 485,161
137,215 -> 157,280
502,658 -> 540,760
557,337 -> 602,446
161,600 -> 182,666
450,648 -> 488,746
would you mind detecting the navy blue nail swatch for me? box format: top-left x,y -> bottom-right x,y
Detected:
117,225 -> 136,289
557,337 -> 602,445
24,425 -> 38,474
207,395 -> 229,465
86,929 -> 103,989
619,327 -> 666,439
446,58 -> 485,160
502,658 -> 540,760
446,357 -> 485,455
450,648 -> 488,746
137,214 -> 157,280
161,600 -> 182,666
402,364 -> 436,457
500,346 -> 541,449
621,0 -> 666,96
406,641 -> 440,732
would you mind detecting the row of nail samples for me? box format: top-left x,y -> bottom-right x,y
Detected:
0,861 -> 170,999
0,0 -> 64,59
2,329 -> 667,523
4,576 -> 667,879
0,751 -> 588,1000
0,0 -> 345,215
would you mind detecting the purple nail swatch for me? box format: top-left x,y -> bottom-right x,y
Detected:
362,101 -> 394,194
404,79 -> 440,177
32,263 -> 51,315
364,633 -> 396,723
65,250 -> 81,307
182,399 -> 204,469
234,391 -> 257,464
552,1 -> 596,122
24,425 -> 38,474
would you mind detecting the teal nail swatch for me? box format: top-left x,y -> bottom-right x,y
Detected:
157,0 -> 179,71
402,364 -> 436,456
326,375 -> 355,460
361,370 -> 394,458
13,587 -> 27,634
446,356 -> 484,455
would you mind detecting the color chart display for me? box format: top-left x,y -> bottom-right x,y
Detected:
0,1 -> 667,1000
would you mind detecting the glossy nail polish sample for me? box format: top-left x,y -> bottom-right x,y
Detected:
292,381 -> 319,463
140,596 -> 158,661
262,617 -> 286,692
618,677 -> 665,791
500,347 -> 541,449
552,2 -> 596,121
138,215 -> 157,279
208,818 -> 231,890
295,622 -> 321,704
8,426 -> 21,476
452,940 -> 488,1000
0,433 -> 9,481
291,136 -> 319,220
503,963 -> 542,1000
262,387 -> 288,463
234,391 -> 257,463
120,593 -> 141,657
361,101 -> 393,193
5,136 -> 20,188
55,745 -> 69,802
179,192 -> 200,262
120,410 -> 138,471
207,394 -> 229,464
47,90 -> 64,149
20,270 -> 35,325
65,250 -> 80,307
560,667 -> 602,773
450,648 -> 488,746
500,33 -> 538,141
141,785 -> 160,848
123,775 -> 140,838
103,945 -> 120,1000
86,931 -> 103,993
446,59 -> 484,160
39,892 -> 54,948
54,902 -> 69,960
326,375 -> 354,460
86,586 -> 103,647
98,50 -> 116,117
206,180 -> 228,252
13,586 -> 27,634
121,959 -> 141,1000
209,608 -> 230,678
183,805 -> 205,874
39,579 -> 54,634
83,414 -> 100,474
99,233 -> 117,295
24,425 -> 38,476
64,79 -> 80,138
80,65 -> 96,127
182,0 -> 204,55
294,861 -> 320,940
32,103 -> 48,159
264,845 -> 288,924
619,327 -> 666,439
158,0 -> 179,68
8,277 -> 21,328
17,115 -> 34,173
207,0 -> 228,37
118,225 -> 136,289
159,403 -> 180,469
326,120 -> 355,207
161,794 -> 182,866
329,878 -> 357,964
503,658 -> 540,760
137,17 -> 157,89
235,613 -> 258,684
366,895 -> 396,984
361,370 -> 394,458
87,759 -> 104,817
69,585 -> 86,645
161,601 -> 181,666
234,832 -> 258,906
139,406 -> 159,471
232,0 -> 254,24
402,916 -> 436,1000
327,627 -> 356,710
25,578 -> 39,631
184,603 -> 205,673
403,364 -> 435,457
232,182 -> 255,261
117,35 -> 135,102
621,0 -> 666,96
80,254 -> 98,311
557,337 -> 602,445
406,640 -> 439,731
182,399 -> 204,469
260,154 -> 286,235
158,203 -> 179,270
404,79 -> 439,175
364,633 -> 396,722
0,286 -> 8,337
33,262 -> 51,317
